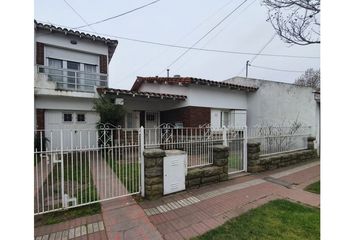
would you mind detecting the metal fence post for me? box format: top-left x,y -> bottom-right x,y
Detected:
222,127 -> 228,146
140,126 -> 145,197
60,129 -> 66,208
243,126 -> 248,172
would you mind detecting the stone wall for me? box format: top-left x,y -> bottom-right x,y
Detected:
143,149 -> 165,200
143,145 -> 229,200
247,137 -> 318,173
186,145 -> 229,188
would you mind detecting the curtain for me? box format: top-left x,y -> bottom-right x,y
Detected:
48,58 -> 63,84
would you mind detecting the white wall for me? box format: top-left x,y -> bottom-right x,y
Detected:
225,77 -> 318,137
139,83 -> 248,110
35,30 -> 108,57
35,95 -> 96,111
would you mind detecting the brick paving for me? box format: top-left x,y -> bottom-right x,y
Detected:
140,161 -> 320,239
34,214 -> 107,240
35,160 -> 319,240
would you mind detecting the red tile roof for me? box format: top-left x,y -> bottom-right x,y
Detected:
97,88 -> 187,100
131,76 -> 259,92
34,20 -> 118,62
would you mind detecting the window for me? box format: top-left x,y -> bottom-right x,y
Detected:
125,112 -> 140,129
126,112 -> 133,128
48,58 -> 63,82
67,61 -> 80,89
221,111 -> 230,128
63,113 -> 73,122
84,64 -> 97,91
146,113 -> 155,121
77,113 -> 86,122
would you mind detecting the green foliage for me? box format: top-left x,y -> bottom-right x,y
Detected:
35,203 -> 101,226
93,94 -> 126,126
305,181 -> 320,194
34,132 -> 49,151
193,199 -> 320,240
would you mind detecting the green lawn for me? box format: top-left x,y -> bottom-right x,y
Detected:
35,154 -> 101,226
228,154 -> 243,171
305,181 -> 320,194
35,203 -> 101,227
193,200 -> 320,240
107,159 -> 140,194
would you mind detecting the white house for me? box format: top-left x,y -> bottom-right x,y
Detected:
34,20 -> 119,148
224,76 -> 320,151
34,21 -> 319,152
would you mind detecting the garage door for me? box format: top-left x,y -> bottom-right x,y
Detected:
44,110 -> 100,150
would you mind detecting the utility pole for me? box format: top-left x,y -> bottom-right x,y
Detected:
246,60 -> 250,78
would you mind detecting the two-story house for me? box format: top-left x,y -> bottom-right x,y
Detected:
34,21 -> 118,137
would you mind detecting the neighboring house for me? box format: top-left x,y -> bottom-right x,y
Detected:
34,20 -> 118,147
224,76 -> 320,151
98,77 -> 258,129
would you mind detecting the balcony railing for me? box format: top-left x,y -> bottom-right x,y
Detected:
37,65 -> 108,92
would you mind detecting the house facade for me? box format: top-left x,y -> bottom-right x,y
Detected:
224,76 -> 320,151
34,21 -> 319,152
34,21 -> 118,138
97,77 -> 258,130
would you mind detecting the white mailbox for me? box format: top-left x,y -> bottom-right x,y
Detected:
163,150 -> 187,195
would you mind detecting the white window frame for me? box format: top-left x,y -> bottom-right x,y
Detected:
220,110 -> 231,128
124,111 -> 141,129
45,55 -> 99,90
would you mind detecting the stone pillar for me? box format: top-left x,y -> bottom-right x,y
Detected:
247,142 -> 262,173
307,137 -> 316,150
143,149 -> 165,200
213,145 -> 229,181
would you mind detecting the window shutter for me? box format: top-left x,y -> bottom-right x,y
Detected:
36,42 -> 45,65
99,55 -> 108,74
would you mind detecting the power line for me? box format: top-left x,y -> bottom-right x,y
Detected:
173,0 -> 258,74
250,65 -> 305,73
237,33 -> 276,76
36,20 -> 320,60
120,0 -> 238,80
250,33 -> 277,64
160,0 -> 250,75
62,0 -> 97,33
73,0 -> 161,29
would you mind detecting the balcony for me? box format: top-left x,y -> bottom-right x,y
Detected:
37,65 -> 108,93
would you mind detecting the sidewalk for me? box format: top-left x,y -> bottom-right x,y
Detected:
139,161 -> 320,240
35,160 -> 320,240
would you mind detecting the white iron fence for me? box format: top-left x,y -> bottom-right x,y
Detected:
34,125 -> 141,215
144,124 -> 221,168
225,127 -> 247,174
248,126 -> 311,156
34,124 -> 313,215
144,124 -> 247,172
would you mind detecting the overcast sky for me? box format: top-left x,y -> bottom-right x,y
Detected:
35,0 -> 320,90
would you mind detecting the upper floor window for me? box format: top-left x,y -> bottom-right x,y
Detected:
48,58 -> 63,82
45,58 -> 104,92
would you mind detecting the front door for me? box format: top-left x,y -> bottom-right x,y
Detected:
145,112 -> 160,146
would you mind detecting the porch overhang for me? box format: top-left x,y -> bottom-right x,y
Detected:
97,87 -> 187,101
